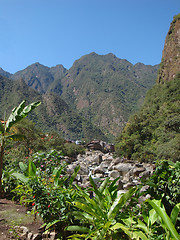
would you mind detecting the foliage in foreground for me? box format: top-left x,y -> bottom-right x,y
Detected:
3,156 -> 178,240
0,100 -> 41,197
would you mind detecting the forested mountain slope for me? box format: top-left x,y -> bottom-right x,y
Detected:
4,53 -> 158,139
59,53 -> 159,137
0,75 -> 107,141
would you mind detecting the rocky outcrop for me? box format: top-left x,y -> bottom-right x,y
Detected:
157,13 -> 180,83
15,226 -> 56,240
66,150 -> 154,190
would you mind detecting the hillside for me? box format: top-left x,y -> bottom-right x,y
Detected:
6,53 -> 158,140
0,75 -> 107,141
59,53 -> 159,137
116,14 -> 180,162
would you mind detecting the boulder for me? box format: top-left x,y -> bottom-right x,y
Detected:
109,170 -> 120,179
133,167 -> 146,177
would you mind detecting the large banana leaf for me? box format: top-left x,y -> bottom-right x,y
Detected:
12,172 -> 29,183
5,100 -> 41,132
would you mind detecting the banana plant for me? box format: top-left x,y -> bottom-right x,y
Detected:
67,176 -> 136,239
12,160 -> 38,183
0,100 -> 41,197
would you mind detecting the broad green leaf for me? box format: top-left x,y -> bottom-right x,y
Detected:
170,203 -> 180,226
136,219 -> 149,234
108,177 -> 120,193
101,220 -> 113,236
28,160 -> 37,177
67,233 -> 87,239
99,177 -> 110,194
108,187 -> 136,219
89,175 -> 102,201
19,101 -> 41,118
74,184 -> 104,217
12,172 -> 29,183
53,165 -> 64,186
132,230 -> 149,240
111,223 -> 148,240
147,199 -> 180,240
72,211 -> 94,223
5,100 -> 41,132
66,226 -> 89,233
73,201 -> 101,219
148,208 -> 158,226
5,100 -> 26,132
19,162 -> 27,173
45,220 -> 60,230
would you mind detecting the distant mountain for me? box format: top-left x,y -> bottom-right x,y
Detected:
0,67 -> 12,78
116,14 -> 180,162
1,53 -> 159,141
59,53 -> 159,137
11,62 -> 67,94
0,75 -> 107,141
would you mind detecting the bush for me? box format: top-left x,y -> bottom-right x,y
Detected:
62,143 -> 85,158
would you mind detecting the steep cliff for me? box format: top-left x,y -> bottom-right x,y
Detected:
157,14 -> 180,83
116,14 -> 180,162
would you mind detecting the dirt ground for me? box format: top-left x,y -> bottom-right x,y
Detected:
0,198 -> 43,240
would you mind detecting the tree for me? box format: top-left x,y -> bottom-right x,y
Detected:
0,100 -> 41,198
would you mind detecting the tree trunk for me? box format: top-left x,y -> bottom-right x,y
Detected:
0,141 -> 4,198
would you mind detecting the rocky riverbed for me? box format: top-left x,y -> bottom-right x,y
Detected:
66,150 -> 155,190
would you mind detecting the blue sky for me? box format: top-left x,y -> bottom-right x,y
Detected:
0,0 -> 179,73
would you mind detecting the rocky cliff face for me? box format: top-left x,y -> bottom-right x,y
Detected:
157,14 -> 180,83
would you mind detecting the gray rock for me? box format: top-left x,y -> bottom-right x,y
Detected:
20,232 -> 28,240
123,182 -> 136,190
113,163 -> 133,173
50,232 -> 56,240
32,233 -> 42,240
93,166 -> 104,174
139,170 -> 151,179
27,232 -> 33,240
42,232 -> 50,239
109,170 -> 120,179
133,167 -> 146,177
19,226 -> 29,234
78,165 -> 89,175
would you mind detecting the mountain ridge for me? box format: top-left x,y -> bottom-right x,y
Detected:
0,52 -> 159,140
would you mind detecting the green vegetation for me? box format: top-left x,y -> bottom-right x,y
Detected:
0,75 -> 107,141
0,101 -> 179,238
1,52 -> 158,140
0,100 -> 41,197
60,53 -> 158,138
2,155 -> 180,239
116,73 -> 180,162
